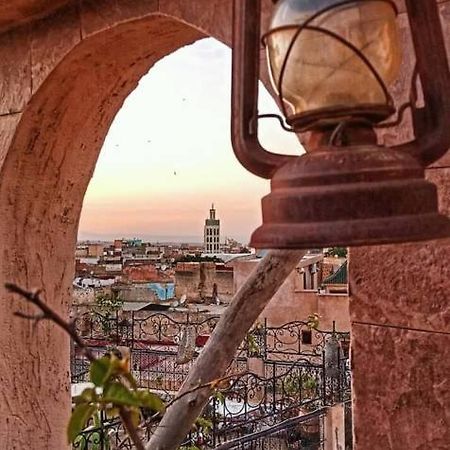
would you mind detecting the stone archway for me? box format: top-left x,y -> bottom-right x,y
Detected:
0,2 -> 261,446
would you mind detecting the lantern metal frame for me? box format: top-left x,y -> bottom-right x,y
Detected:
231,0 -> 450,248
231,0 -> 450,177
260,0 -> 398,132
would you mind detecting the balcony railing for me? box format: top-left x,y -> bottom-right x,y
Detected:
71,312 -> 351,449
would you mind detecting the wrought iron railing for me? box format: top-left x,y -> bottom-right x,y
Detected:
262,320 -> 350,361
71,356 -> 350,448
71,312 -> 351,449
72,414 -> 155,450
72,404 -> 341,450
202,356 -> 349,447
212,407 -> 327,450
74,311 -> 220,348
73,311 -> 349,358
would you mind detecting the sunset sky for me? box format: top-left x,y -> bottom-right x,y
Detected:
78,38 -> 302,244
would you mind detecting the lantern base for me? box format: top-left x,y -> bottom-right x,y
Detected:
250,214 -> 450,249
250,143 -> 450,249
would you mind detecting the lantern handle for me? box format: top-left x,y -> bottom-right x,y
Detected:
392,0 -> 450,166
231,0 -> 295,180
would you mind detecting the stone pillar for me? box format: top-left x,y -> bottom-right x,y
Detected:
348,1 -> 450,446
324,403 -> 345,450
0,17 -> 77,449
349,167 -> 450,449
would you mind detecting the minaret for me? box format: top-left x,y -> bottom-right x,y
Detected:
204,204 -> 220,254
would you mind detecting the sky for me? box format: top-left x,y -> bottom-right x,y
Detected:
78,38 -> 303,244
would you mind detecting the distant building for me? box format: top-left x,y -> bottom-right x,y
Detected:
222,237 -> 250,254
231,253 -> 350,331
87,243 -> 105,258
204,204 -> 220,254
175,261 -> 233,303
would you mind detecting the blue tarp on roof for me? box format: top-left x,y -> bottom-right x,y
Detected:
144,283 -> 175,301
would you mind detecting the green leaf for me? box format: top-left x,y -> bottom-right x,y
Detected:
72,387 -> 96,405
136,390 -> 166,412
195,416 -> 213,432
214,391 -> 225,405
72,396 -> 84,405
81,387 -> 96,402
106,406 -> 120,418
67,404 -> 96,443
90,357 -> 113,387
103,382 -> 140,406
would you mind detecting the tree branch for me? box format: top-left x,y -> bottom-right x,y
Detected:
146,249 -> 305,450
119,407 -> 146,450
5,282 -> 96,362
5,282 -> 144,450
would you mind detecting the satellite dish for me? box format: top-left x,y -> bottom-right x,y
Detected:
180,294 -> 187,305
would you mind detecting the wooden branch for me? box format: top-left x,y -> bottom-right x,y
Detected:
5,282 -> 96,362
146,249 -> 305,450
5,282 -> 144,450
119,407 -> 146,450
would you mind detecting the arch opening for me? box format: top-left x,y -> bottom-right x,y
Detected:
0,13 -> 207,449
78,37 -> 300,246
0,8 -> 298,447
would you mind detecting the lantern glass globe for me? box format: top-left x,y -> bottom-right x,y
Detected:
265,0 -> 401,129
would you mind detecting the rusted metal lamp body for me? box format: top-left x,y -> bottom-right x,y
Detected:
231,0 -> 450,249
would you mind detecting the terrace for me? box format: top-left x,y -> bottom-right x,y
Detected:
71,311 -> 351,449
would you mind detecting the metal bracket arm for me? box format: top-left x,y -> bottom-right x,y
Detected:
231,0 -> 295,179
395,0 -> 450,166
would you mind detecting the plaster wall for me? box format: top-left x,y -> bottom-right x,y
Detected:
233,259 -> 350,331
347,4 -> 450,448
0,2 -> 227,447
175,263 -> 234,303
122,264 -> 164,283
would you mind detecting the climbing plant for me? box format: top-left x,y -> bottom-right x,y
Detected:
92,292 -> 123,334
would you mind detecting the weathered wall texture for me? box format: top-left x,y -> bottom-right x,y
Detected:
0,2 -> 232,448
0,0 -> 448,449
233,258 -> 350,331
349,3 -> 450,449
175,262 -> 234,303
